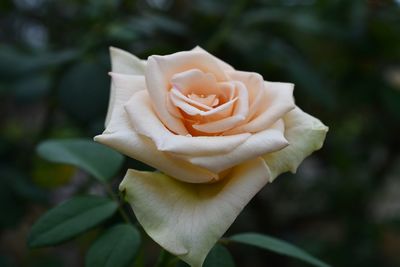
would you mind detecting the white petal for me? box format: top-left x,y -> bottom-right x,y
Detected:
263,107 -> 328,181
105,47 -> 146,126
225,81 -> 295,135
119,157 -> 270,267
109,47 -> 146,74
105,74 -> 146,132
146,51 -> 228,135
124,90 -> 251,157
186,120 -> 288,173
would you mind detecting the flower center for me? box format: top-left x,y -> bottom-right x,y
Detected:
188,93 -> 219,107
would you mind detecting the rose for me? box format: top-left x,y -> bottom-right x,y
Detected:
95,46 -> 328,267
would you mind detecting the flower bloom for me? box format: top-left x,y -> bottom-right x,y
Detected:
95,46 -> 328,267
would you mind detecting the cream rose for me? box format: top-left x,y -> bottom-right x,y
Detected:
95,46 -> 328,267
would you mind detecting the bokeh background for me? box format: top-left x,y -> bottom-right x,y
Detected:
1,0 -> 400,266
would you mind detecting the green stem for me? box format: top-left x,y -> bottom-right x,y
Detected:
104,183 -> 132,224
155,249 -> 176,267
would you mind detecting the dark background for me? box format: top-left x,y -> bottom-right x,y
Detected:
1,0 -> 400,266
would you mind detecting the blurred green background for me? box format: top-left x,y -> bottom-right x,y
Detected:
1,0 -> 400,266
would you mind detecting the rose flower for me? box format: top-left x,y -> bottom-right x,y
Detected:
95,46 -> 328,267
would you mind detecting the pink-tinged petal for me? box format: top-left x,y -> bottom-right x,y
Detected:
105,47 -> 146,126
225,81 -> 295,135
226,70 -> 266,120
124,90 -> 251,158
192,81 -> 249,133
170,88 -> 213,114
119,157 -> 270,267
263,107 -> 328,181
192,115 -> 246,134
185,120 -> 288,173
170,88 -> 238,119
146,51 -> 229,135
171,69 -> 219,96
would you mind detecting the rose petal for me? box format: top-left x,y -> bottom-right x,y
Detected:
95,131 -> 218,183
124,90 -> 251,157
263,107 -> 328,181
170,88 -> 237,118
146,51 -> 228,135
105,47 -> 146,126
225,81 -> 295,135
171,69 -> 219,96
185,120 -> 288,173
109,47 -> 146,74
105,74 -> 146,133
119,157 -> 270,267
226,70 -> 266,120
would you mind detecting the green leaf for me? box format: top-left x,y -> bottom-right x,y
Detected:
229,233 -> 330,267
58,61 -> 109,122
37,139 -> 124,182
28,195 -> 118,247
176,244 -> 235,267
204,244 -> 235,267
85,224 -> 141,267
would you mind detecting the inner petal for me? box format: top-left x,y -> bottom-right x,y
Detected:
188,94 -> 219,107
171,69 -> 220,96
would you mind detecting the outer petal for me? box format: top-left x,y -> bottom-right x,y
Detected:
106,47 -> 146,126
95,131 -> 218,183
124,90 -> 251,157
105,74 -> 146,133
263,107 -> 328,181
119,158 -> 270,267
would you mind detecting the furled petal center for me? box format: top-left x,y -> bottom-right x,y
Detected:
188,93 -> 219,107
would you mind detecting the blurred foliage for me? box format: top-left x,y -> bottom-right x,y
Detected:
1,0 -> 400,266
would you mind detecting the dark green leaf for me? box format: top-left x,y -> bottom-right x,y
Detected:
37,139 -> 124,182
176,244 -> 235,267
85,224 -> 141,267
28,195 -> 118,247
204,244 -> 235,267
229,233 -> 330,267
0,46 -> 78,80
58,61 -> 109,122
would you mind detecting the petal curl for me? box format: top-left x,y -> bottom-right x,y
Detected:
106,47 -> 146,126
119,158 -> 270,267
184,120 -> 288,173
225,81 -> 295,135
124,90 -> 251,157
263,107 -> 328,181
